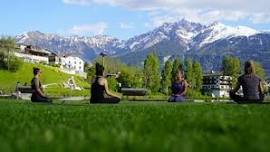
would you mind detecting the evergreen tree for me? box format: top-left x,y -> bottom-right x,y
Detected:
254,61 -> 266,80
143,52 -> 160,93
185,58 -> 193,87
161,60 -> 172,95
193,61 -> 203,91
222,56 -> 241,84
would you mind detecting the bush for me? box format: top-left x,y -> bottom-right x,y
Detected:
107,77 -> 119,92
118,69 -> 143,88
8,55 -> 23,72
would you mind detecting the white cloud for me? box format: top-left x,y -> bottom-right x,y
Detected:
62,0 -> 270,25
250,13 -> 270,24
120,22 -> 134,29
68,22 -> 107,35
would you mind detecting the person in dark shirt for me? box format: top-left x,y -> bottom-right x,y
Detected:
168,69 -> 188,102
31,68 -> 51,103
90,63 -> 122,104
230,61 -> 264,104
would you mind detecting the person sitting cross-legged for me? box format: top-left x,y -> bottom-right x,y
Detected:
230,61 -> 265,104
168,69 -> 188,102
31,68 -> 52,103
90,63 -> 122,104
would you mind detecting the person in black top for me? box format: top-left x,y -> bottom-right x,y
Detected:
230,61 -> 264,104
90,63 -> 121,104
31,68 -> 51,103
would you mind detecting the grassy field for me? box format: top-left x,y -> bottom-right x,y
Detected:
0,62 -> 90,96
1,99 -> 270,152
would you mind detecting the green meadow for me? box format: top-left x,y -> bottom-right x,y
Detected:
0,99 -> 270,152
0,62 -> 90,97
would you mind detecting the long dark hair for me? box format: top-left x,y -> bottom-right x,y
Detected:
244,60 -> 255,75
33,67 -> 40,76
175,69 -> 184,81
95,63 -> 104,76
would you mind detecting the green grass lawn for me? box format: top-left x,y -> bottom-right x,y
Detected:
0,62 -> 90,96
0,99 -> 270,152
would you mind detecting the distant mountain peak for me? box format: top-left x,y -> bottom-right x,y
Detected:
196,21 -> 259,46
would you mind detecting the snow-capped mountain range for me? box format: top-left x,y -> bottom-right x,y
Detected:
15,19 -> 270,76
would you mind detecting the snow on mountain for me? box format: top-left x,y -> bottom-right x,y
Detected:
16,19 -> 262,60
124,19 -> 205,52
14,20 -> 270,76
197,22 -> 258,47
16,31 -> 124,58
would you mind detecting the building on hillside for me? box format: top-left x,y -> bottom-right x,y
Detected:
24,45 -> 51,57
15,44 -> 87,78
15,44 -> 51,64
58,55 -> 85,76
202,74 -> 233,98
48,53 -> 61,65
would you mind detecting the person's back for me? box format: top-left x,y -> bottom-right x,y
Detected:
90,63 -> 121,104
239,74 -> 261,100
31,77 -> 41,98
90,77 -> 106,103
230,61 -> 264,103
31,68 -> 51,103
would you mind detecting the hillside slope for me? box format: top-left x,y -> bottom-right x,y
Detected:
0,63 -> 90,96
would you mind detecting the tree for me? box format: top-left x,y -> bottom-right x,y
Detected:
0,37 -> 17,71
184,59 -> 203,97
185,58 -> 193,87
254,61 -> 266,80
85,65 -> 96,82
94,56 -> 122,74
143,52 -> 160,93
161,60 -> 172,95
171,58 -> 183,82
193,61 -> 203,91
222,56 -> 241,84
107,77 -> 119,92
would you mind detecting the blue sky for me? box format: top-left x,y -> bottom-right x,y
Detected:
0,0 -> 269,40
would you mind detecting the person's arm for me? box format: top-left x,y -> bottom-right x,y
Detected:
231,81 -> 241,94
180,80 -> 188,96
34,78 -> 46,97
259,81 -> 264,94
103,78 -> 122,99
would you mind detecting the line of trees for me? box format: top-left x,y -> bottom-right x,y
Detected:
143,52 -> 203,96
86,52 -> 267,96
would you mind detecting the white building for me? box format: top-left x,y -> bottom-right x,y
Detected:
59,56 -> 85,75
202,74 -> 233,98
14,52 -> 49,64
16,44 -> 87,78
